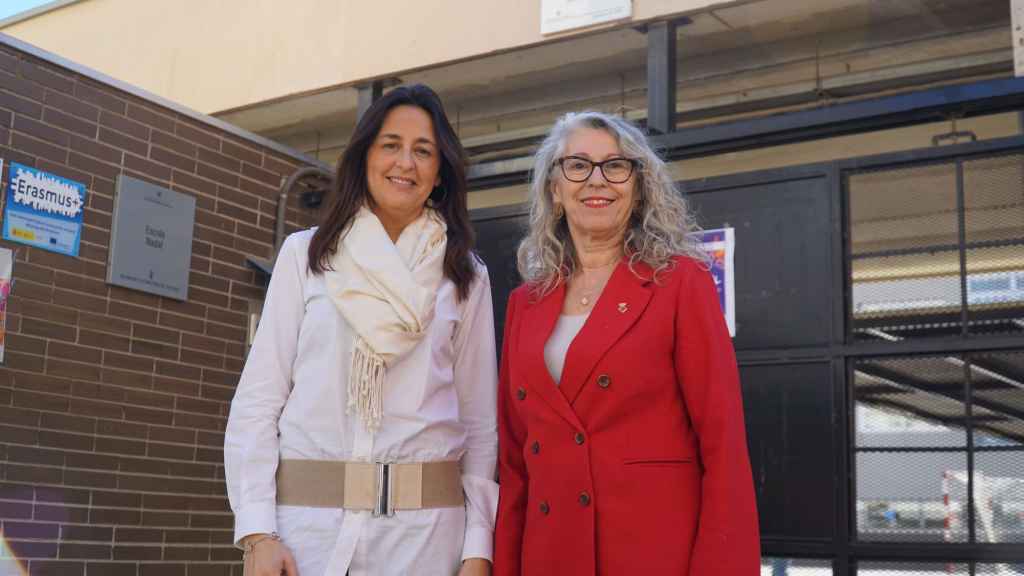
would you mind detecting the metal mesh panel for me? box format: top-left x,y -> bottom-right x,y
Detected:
849,162 -> 962,341
963,155 -> 1024,336
854,356 -> 968,449
760,558 -> 833,576
856,562 -> 968,575
976,565 -> 1024,575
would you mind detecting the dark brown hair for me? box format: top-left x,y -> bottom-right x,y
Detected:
307,84 -> 476,300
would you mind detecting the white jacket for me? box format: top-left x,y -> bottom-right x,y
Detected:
224,229 -> 499,575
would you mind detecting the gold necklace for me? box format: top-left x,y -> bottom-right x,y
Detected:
575,260 -> 618,307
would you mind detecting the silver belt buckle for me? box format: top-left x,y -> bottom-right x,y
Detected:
373,462 -> 395,517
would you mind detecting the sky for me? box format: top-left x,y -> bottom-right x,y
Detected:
0,0 -> 55,22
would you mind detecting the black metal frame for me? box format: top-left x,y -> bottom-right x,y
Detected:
674,135 -> 1024,575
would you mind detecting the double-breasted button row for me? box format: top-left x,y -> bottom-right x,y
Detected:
530,441 -> 540,454
516,387 -> 526,400
596,374 -> 611,389
578,491 -> 591,507
539,501 -> 550,515
574,432 -> 585,445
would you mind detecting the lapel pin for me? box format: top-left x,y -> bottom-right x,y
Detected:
617,302 -> 628,313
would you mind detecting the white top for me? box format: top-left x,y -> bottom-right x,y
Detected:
543,313 -> 589,384
224,230 -> 499,576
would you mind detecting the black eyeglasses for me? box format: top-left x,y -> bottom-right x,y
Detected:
556,156 -> 638,184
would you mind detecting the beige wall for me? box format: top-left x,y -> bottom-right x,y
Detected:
2,0 -> 733,115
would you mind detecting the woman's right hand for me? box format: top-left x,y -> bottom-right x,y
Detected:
243,534 -> 299,576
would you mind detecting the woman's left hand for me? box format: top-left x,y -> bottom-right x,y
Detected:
457,558 -> 491,576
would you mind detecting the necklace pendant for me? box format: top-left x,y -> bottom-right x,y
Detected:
580,296 -> 589,306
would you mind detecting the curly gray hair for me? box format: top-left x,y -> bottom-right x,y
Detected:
516,111 -> 706,295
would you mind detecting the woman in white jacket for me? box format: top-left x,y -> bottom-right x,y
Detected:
225,84 -> 498,576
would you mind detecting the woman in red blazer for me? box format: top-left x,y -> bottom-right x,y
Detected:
494,111 -> 760,575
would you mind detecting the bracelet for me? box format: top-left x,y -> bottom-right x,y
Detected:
240,532 -> 281,556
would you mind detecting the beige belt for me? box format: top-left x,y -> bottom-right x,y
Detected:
276,459 -> 463,517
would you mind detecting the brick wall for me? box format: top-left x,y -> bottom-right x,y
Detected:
0,40 -> 320,575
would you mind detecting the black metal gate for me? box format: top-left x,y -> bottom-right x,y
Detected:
470,134 -> 1024,575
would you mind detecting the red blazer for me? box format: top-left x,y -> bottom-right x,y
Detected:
494,256 -> 760,575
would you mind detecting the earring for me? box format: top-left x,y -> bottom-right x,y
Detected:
553,202 -> 564,219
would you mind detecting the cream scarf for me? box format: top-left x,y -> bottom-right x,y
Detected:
324,206 -> 447,432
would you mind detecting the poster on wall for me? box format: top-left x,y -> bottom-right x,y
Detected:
697,227 -> 736,337
2,162 -> 87,257
541,0 -> 632,34
0,247 -> 11,364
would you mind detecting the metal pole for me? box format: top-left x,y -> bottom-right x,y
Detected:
646,20 -> 677,135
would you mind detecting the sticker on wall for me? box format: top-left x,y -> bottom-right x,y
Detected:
2,162 -> 87,257
697,227 -> 736,337
0,247 -> 12,364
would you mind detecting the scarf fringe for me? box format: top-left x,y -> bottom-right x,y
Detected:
348,338 -> 386,432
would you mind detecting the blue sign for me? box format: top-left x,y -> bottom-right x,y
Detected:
696,227 -> 736,337
2,162 -> 87,257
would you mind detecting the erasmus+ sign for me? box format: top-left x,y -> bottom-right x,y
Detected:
2,162 -> 87,256
107,175 -> 195,301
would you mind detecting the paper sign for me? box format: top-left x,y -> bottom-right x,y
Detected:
2,162 -> 87,257
697,227 -> 736,337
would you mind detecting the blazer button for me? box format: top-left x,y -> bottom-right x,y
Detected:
530,441 -> 540,454
574,432 -> 585,445
539,501 -> 550,515
578,492 -> 591,507
516,387 -> 526,400
596,374 -> 611,389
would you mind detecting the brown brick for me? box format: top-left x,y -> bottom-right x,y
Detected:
220,140 -> 261,165
195,449 -> 221,463
140,563 -> 187,576
122,388 -> 174,410
13,389 -> 69,413
20,317 -> 76,341
78,313 -> 131,335
109,301 -> 158,323
196,163 -> 237,188
147,425 -> 194,445
214,200 -> 258,225
215,186 -> 259,211
94,436 -> 146,457
41,430 -> 95,452
36,503 -> 90,523
262,154 -> 296,176
6,463 -> 63,485
198,147 -> 240,172
53,288 -> 107,313
12,132 -> 68,163
47,358 -> 102,382
130,340 -> 179,362
19,60 -> 74,93
191,255 -> 212,274
79,330 -> 131,352
178,349 -> 223,370
164,529 -> 209,544
171,169 -> 216,196
14,113 -> 70,147
175,123 -> 219,150
92,490 -> 141,509
164,546 -> 208,561
188,271 -> 229,293
96,419 -> 147,439
8,333 -> 47,355
240,162 -> 279,187
35,159 -> 94,188
0,49 -> 16,74
188,513 -> 232,529
70,134 -> 122,163
75,82 -> 126,114
13,371 -> 72,395
151,146 -> 196,173
176,397 -> 223,416
123,405 -> 172,426
188,287 -> 229,309
147,442 -> 195,461
124,154 -> 171,182
209,262 -> 255,284
126,103 -> 176,133
199,385 -> 234,403
98,127 -> 146,156
157,312 -> 204,334
172,412 -> 224,432
191,240 -> 212,258
194,208 -> 235,234
0,500 -> 34,519
181,333 -> 226,355
209,245 -> 249,268
41,411 -> 97,435
154,360 -> 202,381
65,454 -> 119,476
204,323 -> 244,342
85,563 -> 136,576
153,376 -> 200,398
0,87 -> 44,118
7,446 -> 64,467
103,351 -> 154,373
193,224 -> 236,250
48,341 -> 102,364
58,543 -> 112,560
68,151 -> 120,181
100,110 -> 150,141
44,108 -> 97,138
233,222 -> 273,246
63,469 -> 116,490
68,398 -> 123,420
61,525 -> 114,542
166,462 -> 216,480
4,350 -> 46,372
89,191 -> 114,212
115,528 -> 164,543
90,508 -> 141,525
45,89 -> 100,121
